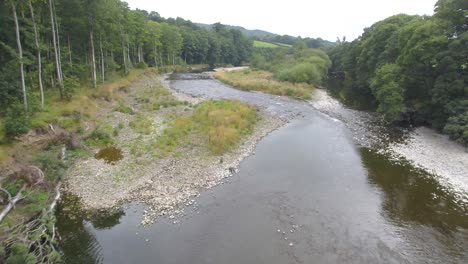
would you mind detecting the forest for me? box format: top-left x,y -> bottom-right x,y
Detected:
0,0 -> 252,140
327,0 -> 467,144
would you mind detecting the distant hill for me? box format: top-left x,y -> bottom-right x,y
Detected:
196,23 -> 336,49
195,23 -> 277,39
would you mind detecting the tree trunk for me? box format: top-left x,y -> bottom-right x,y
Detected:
49,0 -> 64,99
11,1 -> 28,112
29,0 -> 44,109
53,0 -> 63,79
100,36 -> 104,83
0,185 -> 25,223
90,30 -> 96,88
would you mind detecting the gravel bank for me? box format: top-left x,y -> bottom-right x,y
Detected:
309,88 -> 468,206
389,127 -> 468,204
64,73 -> 284,224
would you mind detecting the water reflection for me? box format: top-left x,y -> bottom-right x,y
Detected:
361,148 -> 467,231
56,194 -> 125,264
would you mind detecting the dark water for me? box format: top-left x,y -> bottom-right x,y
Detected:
57,74 -> 468,264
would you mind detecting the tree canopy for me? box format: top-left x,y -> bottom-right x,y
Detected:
327,0 -> 467,144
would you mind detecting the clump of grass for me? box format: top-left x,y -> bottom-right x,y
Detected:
214,69 -> 314,100
155,99 -> 257,156
129,114 -> 153,135
114,103 -> 134,115
85,125 -> 114,146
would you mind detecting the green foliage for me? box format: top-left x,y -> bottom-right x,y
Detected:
115,103 -> 134,114
277,63 -> 322,84
136,62 -> 148,69
6,243 -> 36,264
4,104 -> 30,139
327,7 -> 468,144
443,112 -> 468,144
35,146 -> 69,182
251,45 -> 330,85
370,64 -> 406,123
155,99 -> 257,155
215,69 -> 315,100
63,76 -> 80,101
253,40 -> 280,48
86,126 -> 114,146
129,114 -> 153,135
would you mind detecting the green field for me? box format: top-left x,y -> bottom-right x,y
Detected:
253,40 -> 281,48
273,42 -> 292,47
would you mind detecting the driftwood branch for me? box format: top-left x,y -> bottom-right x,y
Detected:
0,185 -> 26,222
48,182 -> 61,213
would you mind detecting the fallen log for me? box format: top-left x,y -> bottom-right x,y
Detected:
0,185 -> 26,223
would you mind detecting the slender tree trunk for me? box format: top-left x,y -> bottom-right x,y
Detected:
49,0 -> 63,98
90,30 -> 96,88
100,36 -> 104,83
53,0 -> 63,79
67,34 -> 72,66
11,1 -> 28,112
29,0 -> 44,109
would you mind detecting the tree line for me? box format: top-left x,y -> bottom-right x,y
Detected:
0,0 -> 252,134
327,0 -> 467,144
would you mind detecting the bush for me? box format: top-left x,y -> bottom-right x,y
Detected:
136,61 -> 148,69
277,63 -> 321,84
443,113 -> 468,145
4,104 -> 30,139
63,76 -> 80,100
6,243 -> 36,264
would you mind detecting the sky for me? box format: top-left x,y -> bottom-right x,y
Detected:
124,0 -> 436,41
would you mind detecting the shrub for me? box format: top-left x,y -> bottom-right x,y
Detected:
63,75 -> 80,100
136,61 -> 148,69
6,243 -> 36,264
4,104 -> 30,139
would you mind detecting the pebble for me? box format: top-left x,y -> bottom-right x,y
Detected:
289,242 -> 294,247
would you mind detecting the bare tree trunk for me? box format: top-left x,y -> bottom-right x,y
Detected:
0,185 -> 26,223
53,0 -> 63,79
90,30 -> 96,88
29,0 -> 43,109
100,36 -> 104,83
49,0 -> 64,99
11,1 -> 28,112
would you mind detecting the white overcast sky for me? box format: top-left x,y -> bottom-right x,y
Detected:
124,0 -> 436,41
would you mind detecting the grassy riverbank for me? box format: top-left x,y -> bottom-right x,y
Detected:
0,68 -> 158,263
214,69 -> 315,100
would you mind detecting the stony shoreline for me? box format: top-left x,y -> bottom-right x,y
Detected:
309,88 -> 468,206
64,73 -> 285,224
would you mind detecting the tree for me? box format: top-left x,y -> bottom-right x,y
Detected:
10,0 -> 28,111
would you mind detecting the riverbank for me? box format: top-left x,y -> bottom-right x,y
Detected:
309,88 -> 468,206
64,72 -> 284,224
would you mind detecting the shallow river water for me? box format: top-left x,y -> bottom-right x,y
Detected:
57,73 -> 468,264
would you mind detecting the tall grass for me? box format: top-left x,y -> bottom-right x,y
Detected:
156,99 -> 257,155
214,69 -> 314,100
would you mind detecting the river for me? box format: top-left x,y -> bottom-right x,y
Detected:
57,73 -> 468,264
